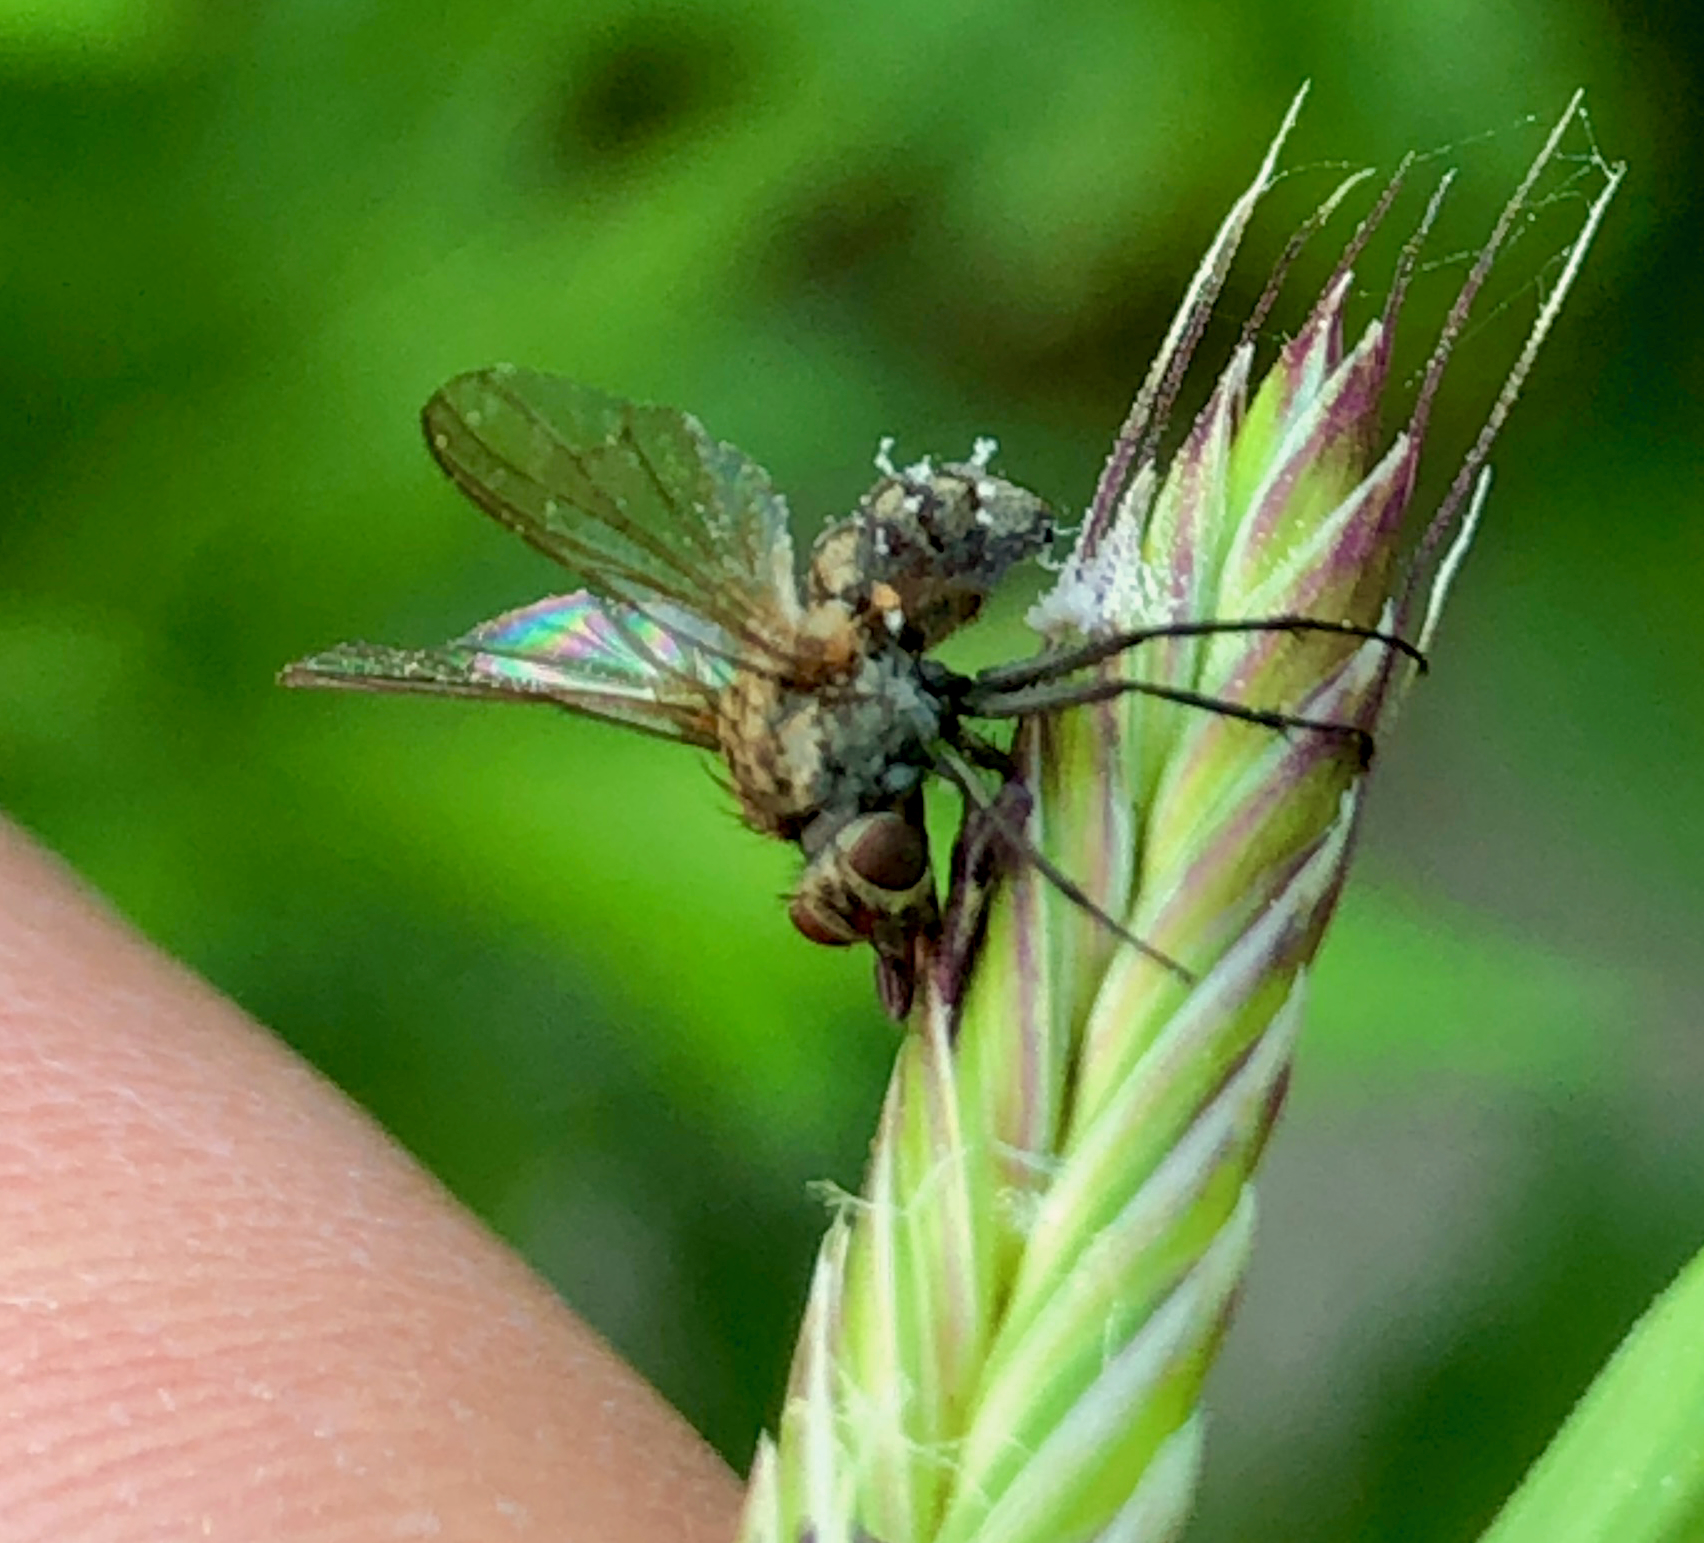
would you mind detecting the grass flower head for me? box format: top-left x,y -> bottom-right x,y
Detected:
741,91 -> 1622,1543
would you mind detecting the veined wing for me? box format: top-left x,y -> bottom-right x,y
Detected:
423,368 -> 802,665
280,591 -> 734,747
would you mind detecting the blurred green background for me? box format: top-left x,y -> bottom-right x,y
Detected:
0,0 -> 1694,1537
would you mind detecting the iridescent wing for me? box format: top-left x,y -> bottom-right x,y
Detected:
422,368 -> 802,665
281,591 -> 735,747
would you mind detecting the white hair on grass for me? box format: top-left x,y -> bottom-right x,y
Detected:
835,1370 -> 969,1487
805,1178 -> 873,1223
992,1139 -> 1067,1182
1419,468 -> 1488,654
811,1145 -> 980,1236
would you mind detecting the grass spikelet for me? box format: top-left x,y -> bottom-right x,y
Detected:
740,91 -> 1623,1543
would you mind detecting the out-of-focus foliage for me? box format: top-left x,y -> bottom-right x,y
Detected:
0,3 -> 1692,1537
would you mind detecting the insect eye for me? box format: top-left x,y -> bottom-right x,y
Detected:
789,889 -> 858,946
787,810 -> 930,949
844,812 -> 927,893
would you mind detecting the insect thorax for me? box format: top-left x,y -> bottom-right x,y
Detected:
808,462 -> 1056,650
715,633 -> 945,839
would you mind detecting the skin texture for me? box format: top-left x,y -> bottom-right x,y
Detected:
0,818 -> 742,1542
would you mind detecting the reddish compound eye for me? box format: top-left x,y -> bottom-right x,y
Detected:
787,811 -> 931,949
789,890 -> 857,946
844,813 -> 927,893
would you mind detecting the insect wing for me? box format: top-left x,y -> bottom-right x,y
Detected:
281,590 -> 734,746
423,369 -> 801,662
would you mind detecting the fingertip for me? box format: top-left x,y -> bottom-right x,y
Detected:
0,819 -> 742,1540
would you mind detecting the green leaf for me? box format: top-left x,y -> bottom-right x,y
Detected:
1479,1243 -> 1704,1543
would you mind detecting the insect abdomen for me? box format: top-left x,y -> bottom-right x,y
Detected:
716,651 -> 943,838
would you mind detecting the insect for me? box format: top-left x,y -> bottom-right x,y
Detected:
283,367 -> 1416,1017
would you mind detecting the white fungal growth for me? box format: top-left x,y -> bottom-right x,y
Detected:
1028,463 -> 1159,636
874,436 -> 898,477
970,435 -> 998,469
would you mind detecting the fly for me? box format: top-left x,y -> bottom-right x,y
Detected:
282,368 -> 1419,1018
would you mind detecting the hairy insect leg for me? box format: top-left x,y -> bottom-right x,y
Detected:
967,675 -> 1378,768
958,613 -> 1424,768
874,941 -> 923,1022
933,743 -> 1195,984
970,615 -> 1427,695
931,772 -> 1034,1013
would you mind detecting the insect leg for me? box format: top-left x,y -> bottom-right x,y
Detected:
932,773 -> 1031,1011
967,676 -> 1376,768
933,744 -> 1196,983
971,616 -> 1425,694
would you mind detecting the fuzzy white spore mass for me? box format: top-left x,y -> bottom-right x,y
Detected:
1027,462 -> 1163,639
